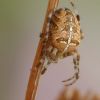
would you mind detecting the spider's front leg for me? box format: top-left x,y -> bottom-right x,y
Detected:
62,50 -> 80,86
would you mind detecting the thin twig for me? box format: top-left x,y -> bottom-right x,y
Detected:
25,0 -> 59,100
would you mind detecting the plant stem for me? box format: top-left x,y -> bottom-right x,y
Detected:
25,0 -> 59,100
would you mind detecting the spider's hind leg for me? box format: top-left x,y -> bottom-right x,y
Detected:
41,58 -> 58,75
62,50 -> 80,86
41,60 -> 51,75
73,50 -> 80,79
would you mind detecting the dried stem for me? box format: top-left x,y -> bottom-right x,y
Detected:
25,0 -> 59,100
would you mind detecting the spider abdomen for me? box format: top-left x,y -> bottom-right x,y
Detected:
45,8 -> 81,62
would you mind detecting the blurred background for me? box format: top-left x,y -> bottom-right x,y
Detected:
0,0 -> 100,100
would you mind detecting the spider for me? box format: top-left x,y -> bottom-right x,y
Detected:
38,0 -> 84,86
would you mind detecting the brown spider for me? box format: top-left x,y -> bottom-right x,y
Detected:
39,0 -> 84,86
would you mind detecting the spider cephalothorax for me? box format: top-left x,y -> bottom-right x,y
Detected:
39,1 -> 84,86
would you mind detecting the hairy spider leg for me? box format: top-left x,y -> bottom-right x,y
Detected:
62,50 -> 80,86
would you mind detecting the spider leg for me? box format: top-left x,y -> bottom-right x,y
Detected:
41,47 -> 58,74
64,77 -> 77,86
69,0 -> 76,8
41,59 -> 51,75
69,0 -> 84,41
69,0 -> 80,22
62,75 -> 74,82
62,50 -> 80,86
62,73 -> 78,86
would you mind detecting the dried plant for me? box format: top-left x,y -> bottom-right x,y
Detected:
71,89 -> 81,100
57,88 -> 68,100
56,88 -> 100,100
